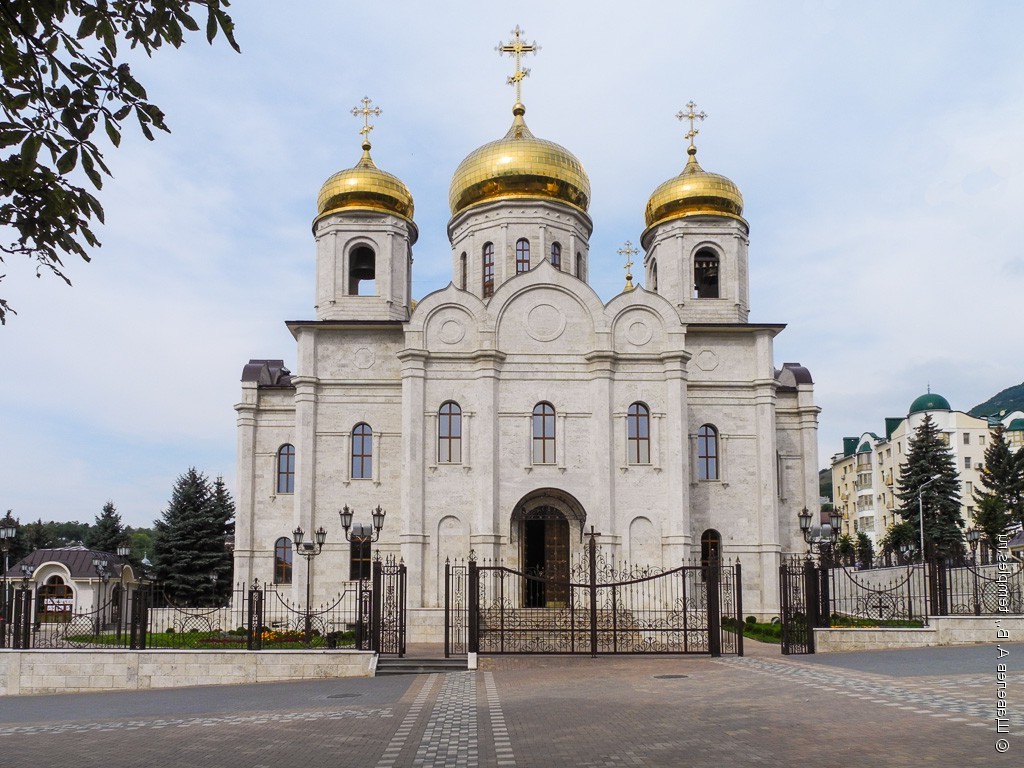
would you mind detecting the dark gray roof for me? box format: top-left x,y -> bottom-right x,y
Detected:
241,359 -> 292,387
5,545 -> 131,579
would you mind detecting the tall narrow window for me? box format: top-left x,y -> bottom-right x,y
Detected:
274,537 -> 293,584
438,401 -> 462,463
460,252 -> 467,290
276,444 -> 295,494
550,242 -> 561,270
482,242 -> 495,297
350,527 -> 372,580
576,252 -> 584,278
697,424 -> 719,480
651,260 -> 658,292
694,249 -> 719,298
627,403 -> 651,464
516,238 -> 530,273
700,529 -> 722,579
532,402 -> 556,464
352,423 -> 373,479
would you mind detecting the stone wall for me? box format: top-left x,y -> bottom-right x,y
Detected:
0,650 -> 375,695
814,615 -> 1024,652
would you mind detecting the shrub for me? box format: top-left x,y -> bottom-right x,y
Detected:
745,615 -> 757,625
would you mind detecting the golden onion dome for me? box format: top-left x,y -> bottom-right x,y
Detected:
449,103 -> 590,217
315,141 -> 414,224
644,145 -> 743,229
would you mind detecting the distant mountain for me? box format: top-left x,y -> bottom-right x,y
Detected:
970,382 -> 1024,418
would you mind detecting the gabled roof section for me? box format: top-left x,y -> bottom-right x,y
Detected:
6,545 -> 131,579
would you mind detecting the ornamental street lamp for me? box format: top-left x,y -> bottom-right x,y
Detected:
115,543 -> 131,640
92,557 -> 111,633
292,525 -> 327,642
798,506 -> 841,559
1,512 -> 18,647
339,506 -> 386,582
966,527 -> 982,616
917,475 -> 940,563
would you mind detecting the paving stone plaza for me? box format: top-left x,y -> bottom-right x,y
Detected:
0,642 -> 1020,767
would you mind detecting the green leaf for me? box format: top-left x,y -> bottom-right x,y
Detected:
0,129 -> 29,148
77,13 -> 98,40
103,117 -> 121,147
56,147 -> 78,174
20,134 -> 41,168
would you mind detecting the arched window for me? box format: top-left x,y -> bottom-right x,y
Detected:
627,403 -> 651,464
482,242 -> 495,297
701,529 -> 722,579
348,245 -> 376,295
651,260 -> 658,292
576,251 -> 584,279
438,401 -> 462,463
694,248 -> 719,298
352,423 -> 373,479
460,252 -> 467,290
274,537 -> 293,584
532,402 -> 556,464
276,444 -> 295,494
37,575 -> 73,621
697,424 -> 719,480
550,242 -> 561,270
516,238 -> 530,273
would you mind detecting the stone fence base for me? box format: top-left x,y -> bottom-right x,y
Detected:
814,615 -> 1024,653
0,649 -> 376,696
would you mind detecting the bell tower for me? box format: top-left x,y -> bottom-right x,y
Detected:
312,98 -> 418,322
641,103 -> 749,323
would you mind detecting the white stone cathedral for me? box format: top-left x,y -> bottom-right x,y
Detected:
232,34 -> 820,638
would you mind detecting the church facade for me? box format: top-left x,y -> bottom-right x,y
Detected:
232,41 -> 820,638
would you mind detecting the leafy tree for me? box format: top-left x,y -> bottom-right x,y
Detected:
0,0 -> 239,324
86,500 -> 125,553
879,521 -> 917,565
835,534 -> 855,567
895,413 -> 964,560
974,423 -> 1024,531
855,531 -> 874,568
153,467 -> 232,604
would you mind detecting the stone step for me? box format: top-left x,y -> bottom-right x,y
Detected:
375,656 -> 468,676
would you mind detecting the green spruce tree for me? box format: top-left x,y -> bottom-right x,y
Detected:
974,423 -> 1024,534
855,531 -> 875,567
154,468 -> 231,605
895,413 -> 964,560
87,501 -> 125,553
209,476 -> 236,602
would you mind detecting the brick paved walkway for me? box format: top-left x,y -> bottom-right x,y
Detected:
0,643 -> 1019,767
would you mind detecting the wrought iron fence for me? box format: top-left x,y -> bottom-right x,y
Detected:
468,537 -> 742,656
2,580 -> 366,651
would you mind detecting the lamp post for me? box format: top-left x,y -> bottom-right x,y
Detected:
917,475 -> 940,564
91,556 -> 111,633
339,505 -> 386,579
966,527 -> 981,616
0,512 -> 18,647
115,543 -> 131,640
292,524 -> 327,642
798,506 -> 841,630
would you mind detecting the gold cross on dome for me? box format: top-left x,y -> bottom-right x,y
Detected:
351,96 -> 382,142
618,241 -> 639,291
497,25 -> 539,104
676,100 -> 707,149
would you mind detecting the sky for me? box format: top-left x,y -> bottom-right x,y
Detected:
2,1 -> 1022,529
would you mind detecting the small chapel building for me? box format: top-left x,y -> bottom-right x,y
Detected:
232,36 -> 820,638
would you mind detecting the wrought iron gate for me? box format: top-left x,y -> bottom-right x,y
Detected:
467,535 -> 743,657
779,558 -> 818,655
444,557 -> 468,657
372,554 -> 406,656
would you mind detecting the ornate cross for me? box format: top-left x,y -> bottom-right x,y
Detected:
497,25 -> 539,104
351,96 -> 382,142
618,241 -> 638,291
676,100 -> 706,149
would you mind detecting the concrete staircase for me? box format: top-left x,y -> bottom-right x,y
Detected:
374,655 -> 468,676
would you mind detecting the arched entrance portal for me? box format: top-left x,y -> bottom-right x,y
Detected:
511,488 -> 587,608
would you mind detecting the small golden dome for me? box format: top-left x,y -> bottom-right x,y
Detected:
644,146 -> 743,229
316,142 -> 414,223
449,104 -> 590,216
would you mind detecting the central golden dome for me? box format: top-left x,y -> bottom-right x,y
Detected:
449,104 -> 590,216
644,145 -> 743,229
316,142 -> 414,224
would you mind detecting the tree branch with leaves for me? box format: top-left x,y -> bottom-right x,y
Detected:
0,0 -> 239,324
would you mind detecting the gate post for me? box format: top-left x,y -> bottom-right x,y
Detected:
247,580 -> 264,651
803,557 -> 818,653
734,561 -> 744,657
819,556 -> 832,628
129,584 -> 150,650
12,587 -> 33,649
371,556 -> 383,653
444,558 -> 451,658
588,532 -> 598,658
468,556 -> 479,654
707,558 -> 721,657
